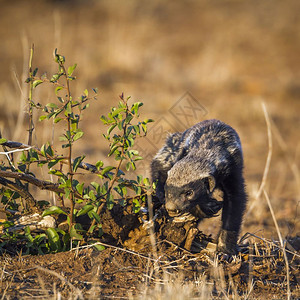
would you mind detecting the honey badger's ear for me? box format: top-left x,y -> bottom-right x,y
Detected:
203,176 -> 216,193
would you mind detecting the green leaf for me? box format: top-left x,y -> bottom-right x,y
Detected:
88,189 -> 96,200
95,160 -> 104,170
106,193 -> 114,210
62,143 -> 71,149
88,210 -> 101,224
0,138 -> 7,144
39,115 -> 47,121
73,131 -> 84,142
133,125 -> 140,135
134,156 -> 143,161
47,111 -> 57,119
82,103 -> 89,110
33,67 -> 38,76
101,166 -> 115,176
65,102 -> 72,115
131,102 -> 143,115
111,107 -> 125,118
70,224 -> 84,240
91,243 -> 105,251
133,198 -> 141,213
55,86 -> 63,95
48,159 -> 59,168
137,175 -> 142,184
83,89 -> 88,97
100,115 -> 108,124
59,135 -> 68,142
25,226 -> 34,242
46,144 -> 54,157
49,169 -> 65,176
19,151 -> 27,162
143,177 -> 150,186
42,206 -> 67,217
40,144 -> 46,156
46,228 -> 61,252
73,155 -> 85,172
107,124 -> 117,136
76,182 -> 84,195
144,118 -> 154,124
108,145 -> 119,157
54,117 -> 62,123
68,63 -> 77,76
32,80 -> 43,88
76,204 -> 94,217
91,182 -> 100,193
47,103 -> 58,109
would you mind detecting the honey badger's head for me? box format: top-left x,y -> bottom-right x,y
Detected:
164,159 -> 223,220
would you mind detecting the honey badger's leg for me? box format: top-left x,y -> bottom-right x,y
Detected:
217,169 -> 247,254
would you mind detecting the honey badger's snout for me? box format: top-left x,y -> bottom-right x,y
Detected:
165,203 -> 179,217
165,199 -> 182,217
165,194 -> 223,218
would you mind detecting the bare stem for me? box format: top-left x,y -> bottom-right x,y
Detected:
60,63 -> 75,228
27,44 -> 35,147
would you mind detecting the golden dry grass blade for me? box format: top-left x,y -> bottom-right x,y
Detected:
255,102 -> 272,201
263,189 -> 291,300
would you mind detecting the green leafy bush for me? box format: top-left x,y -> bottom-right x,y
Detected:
0,47 -> 153,254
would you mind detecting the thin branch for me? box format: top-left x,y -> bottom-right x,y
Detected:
0,170 -> 85,201
0,170 -> 63,194
27,44 -> 35,147
0,147 -> 33,155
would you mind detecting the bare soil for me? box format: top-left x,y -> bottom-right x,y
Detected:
0,207 -> 299,299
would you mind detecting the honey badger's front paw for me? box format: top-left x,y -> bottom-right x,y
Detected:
217,229 -> 239,255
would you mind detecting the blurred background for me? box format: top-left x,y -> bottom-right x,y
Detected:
0,0 -> 299,239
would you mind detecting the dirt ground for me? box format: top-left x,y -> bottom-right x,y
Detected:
0,206 -> 299,299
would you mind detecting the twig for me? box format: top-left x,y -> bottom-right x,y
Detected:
0,170 -> 63,194
70,241 -> 169,264
2,140 -> 99,174
263,189 -> 291,300
0,170 -> 85,203
0,147 -> 33,155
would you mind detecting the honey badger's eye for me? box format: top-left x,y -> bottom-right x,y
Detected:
185,190 -> 194,197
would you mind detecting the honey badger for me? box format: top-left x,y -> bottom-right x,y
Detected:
151,119 -> 247,254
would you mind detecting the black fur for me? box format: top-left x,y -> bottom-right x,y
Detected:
151,119 -> 247,254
